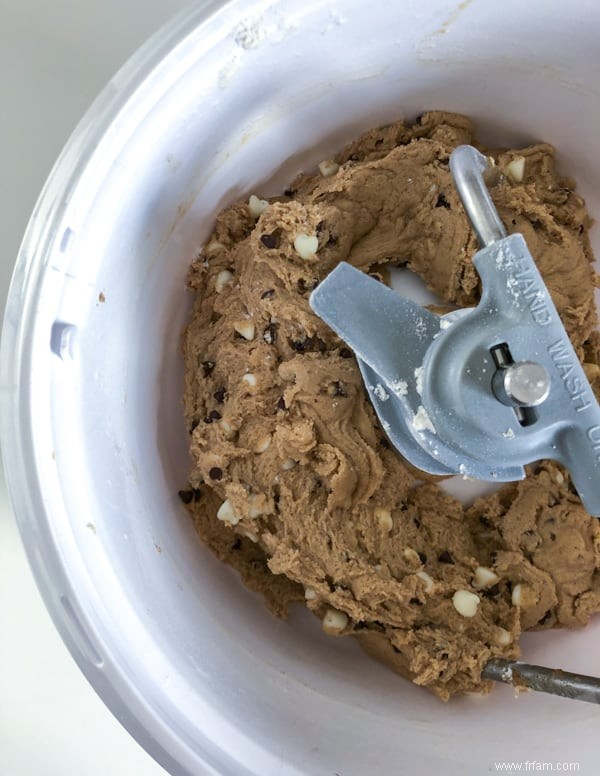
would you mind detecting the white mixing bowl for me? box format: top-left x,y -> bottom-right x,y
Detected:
2,0 -> 600,773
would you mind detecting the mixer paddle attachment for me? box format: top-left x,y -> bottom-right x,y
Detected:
310,144 -> 600,517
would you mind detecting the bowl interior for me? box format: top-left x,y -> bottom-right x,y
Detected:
24,0 -> 600,772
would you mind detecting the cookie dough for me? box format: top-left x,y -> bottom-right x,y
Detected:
182,111 -> 600,699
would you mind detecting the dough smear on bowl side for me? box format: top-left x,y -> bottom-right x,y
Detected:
181,111 -> 600,700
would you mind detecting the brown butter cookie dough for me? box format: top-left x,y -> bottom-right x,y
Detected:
182,111 -> 600,700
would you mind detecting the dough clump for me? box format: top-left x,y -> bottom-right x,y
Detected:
182,112 -> 600,699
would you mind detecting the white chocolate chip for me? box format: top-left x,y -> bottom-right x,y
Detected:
217,499 -> 239,525
472,566 -> 500,590
304,586 -> 317,601
555,470 -> 565,484
248,194 -> 269,218
243,530 -> 259,543
220,419 -> 234,435
322,607 -> 349,634
452,590 -> 480,618
234,321 -> 255,340
403,548 -> 421,566
248,494 -> 264,518
205,239 -> 225,255
495,627 -> 513,646
294,233 -> 319,260
215,269 -> 234,293
254,435 -> 271,453
505,156 -> 525,183
242,372 -> 257,388
512,583 -> 524,606
318,159 -> 339,177
281,458 -> 296,470
373,563 -> 391,580
375,507 -> 393,533
416,570 -> 435,593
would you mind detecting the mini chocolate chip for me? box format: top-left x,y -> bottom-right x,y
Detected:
438,550 -> 454,564
204,409 -> 222,424
261,288 -> 275,299
231,538 -> 242,551
291,339 -> 307,352
435,193 -> 451,209
189,419 -> 200,433
379,438 -> 391,449
209,467 -> 223,480
339,347 -> 352,359
284,188 -> 295,197
178,489 -> 194,504
263,323 -> 277,344
276,396 -> 286,411
479,515 -> 493,528
482,584 -> 500,599
549,532 -> 556,541
326,234 -> 338,247
213,386 -> 226,403
260,233 -> 279,249
202,360 -> 216,376
349,153 -> 360,162
297,278 -> 308,294
418,551 -> 427,564
409,597 -> 423,606
193,488 -> 202,502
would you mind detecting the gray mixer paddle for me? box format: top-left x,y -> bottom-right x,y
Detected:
310,144 -> 600,703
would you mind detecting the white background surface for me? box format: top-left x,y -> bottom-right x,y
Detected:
0,2 -> 191,774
